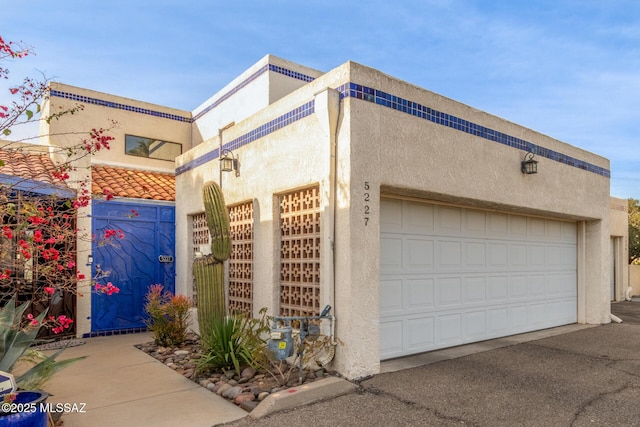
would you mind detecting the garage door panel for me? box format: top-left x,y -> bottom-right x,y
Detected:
407,317 -> 435,350
438,313 -> 462,344
380,320 -> 404,357
509,244 -> 528,268
380,199 -> 403,231
437,277 -> 462,306
509,275 -> 528,299
407,238 -> 435,270
488,243 -> 509,269
527,303 -> 547,327
527,274 -> 546,296
487,276 -> 509,300
380,279 -> 403,315
438,206 -> 462,235
509,215 -> 528,238
438,241 -> 462,269
380,200 -> 577,360
488,212 -> 508,237
380,237 -> 402,272
407,202 -> 434,233
528,245 -> 546,267
407,278 -> 435,311
465,310 -> 487,338
464,210 -> 487,237
463,277 -> 487,304
464,242 -> 487,268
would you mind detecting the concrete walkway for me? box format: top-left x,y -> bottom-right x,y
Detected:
45,332 -> 247,427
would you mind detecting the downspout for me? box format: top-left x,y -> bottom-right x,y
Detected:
314,88 -> 341,351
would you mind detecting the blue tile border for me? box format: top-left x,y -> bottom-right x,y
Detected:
51,64 -> 317,125
192,64 -> 317,121
176,100 -> 315,175
336,82 -> 610,178
50,90 -> 191,123
82,327 -> 148,338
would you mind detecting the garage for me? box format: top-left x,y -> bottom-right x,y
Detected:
380,198 -> 577,360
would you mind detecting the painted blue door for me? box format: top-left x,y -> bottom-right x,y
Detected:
91,201 -> 175,333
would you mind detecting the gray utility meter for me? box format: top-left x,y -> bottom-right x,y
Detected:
267,305 -> 333,384
268,326 -> 294,360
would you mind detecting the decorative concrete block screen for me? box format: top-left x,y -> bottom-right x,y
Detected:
279,186 -> 321,316
228,202 -> 254,315
190,204 -> 254,314
191,212 -> 209,305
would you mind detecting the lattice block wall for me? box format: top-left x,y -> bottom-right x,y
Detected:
279,186 -> 321,316
228,202 -> 253,316
191,213 -> 210,304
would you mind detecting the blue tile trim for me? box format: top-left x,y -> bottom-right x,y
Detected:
176,100 -> 315,175
82,327 -> 148,338
50,90 -> 191,123
192,64 -> 316,121
336,83 -> 610,178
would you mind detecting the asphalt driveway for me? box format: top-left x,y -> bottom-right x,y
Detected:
225,302 -> 640,427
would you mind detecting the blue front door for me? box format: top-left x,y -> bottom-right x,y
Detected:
91,201 -> 175,332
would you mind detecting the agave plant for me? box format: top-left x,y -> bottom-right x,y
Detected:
0,296 -> 85,389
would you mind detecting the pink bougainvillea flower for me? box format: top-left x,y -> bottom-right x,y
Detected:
26,313 -> 38,327
44,287 -> 55,295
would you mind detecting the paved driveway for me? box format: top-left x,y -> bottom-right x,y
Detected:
225,303 -> 640,426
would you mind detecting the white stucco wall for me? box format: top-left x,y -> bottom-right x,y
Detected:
191,55 -> 323,146
44,82 -> 192,173
610,197 -> 629,301
176,59 -> 611,380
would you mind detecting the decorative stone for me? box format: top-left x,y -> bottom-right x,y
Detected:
206,382 -> 217,392
234,393 -> 255,405
223,386 -> 243,399
241,367 -> 256,380
257,392 -> 270,401
216,383 -> 232,396
174,350 -> 189,356
239,400 -> 259,412
224,370 -> 236,380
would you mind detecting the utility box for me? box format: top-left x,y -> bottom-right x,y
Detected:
268,326 -> 294,360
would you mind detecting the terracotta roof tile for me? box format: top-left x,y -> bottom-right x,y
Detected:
91,165 -> 175,201
0,147 -> 68,187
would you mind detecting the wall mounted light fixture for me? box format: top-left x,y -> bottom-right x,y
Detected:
521,151 -> 538,175
87,254 -> 93,265
220,149 -> 240,177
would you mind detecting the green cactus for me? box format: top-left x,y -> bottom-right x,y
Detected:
203,181 -> 231,261
193,181 -> 231,338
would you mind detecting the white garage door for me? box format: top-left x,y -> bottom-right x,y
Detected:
380,198 -> 577,360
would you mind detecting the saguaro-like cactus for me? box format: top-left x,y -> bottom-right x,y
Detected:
193,181 -> 231,337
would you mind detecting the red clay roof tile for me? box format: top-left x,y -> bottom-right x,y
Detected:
91,165 -> 175,201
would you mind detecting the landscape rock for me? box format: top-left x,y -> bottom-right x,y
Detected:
135,332 -> 337,411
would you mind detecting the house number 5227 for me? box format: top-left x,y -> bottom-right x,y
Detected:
364,182 -> 371,226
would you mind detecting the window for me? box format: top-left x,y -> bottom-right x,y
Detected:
125,135 -> 182,161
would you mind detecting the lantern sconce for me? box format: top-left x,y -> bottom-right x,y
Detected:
220,149 -> 239,177
87,254 -> 93,265
521,151 -> 538,175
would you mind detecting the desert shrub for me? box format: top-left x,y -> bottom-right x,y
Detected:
144,284 -> 192,347
198,308 -> 271,376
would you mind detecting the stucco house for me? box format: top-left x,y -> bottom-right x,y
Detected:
38,55 -> 627,380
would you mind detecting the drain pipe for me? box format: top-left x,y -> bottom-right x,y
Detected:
314,88 -> 341,350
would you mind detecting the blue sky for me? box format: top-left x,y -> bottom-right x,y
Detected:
2,0 -> 639,198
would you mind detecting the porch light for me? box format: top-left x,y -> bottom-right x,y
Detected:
87,254 -> 93,265
220,149 -> 239,177
521,151 -> 538,175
